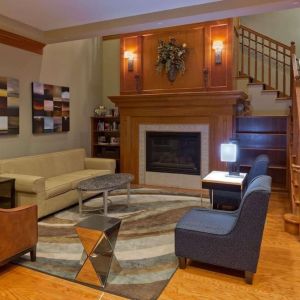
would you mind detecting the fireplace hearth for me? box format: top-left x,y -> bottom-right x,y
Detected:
146,131 -> 201,175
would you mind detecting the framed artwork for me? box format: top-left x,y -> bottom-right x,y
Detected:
0,76 -> 20,135
32,82 -> 70,133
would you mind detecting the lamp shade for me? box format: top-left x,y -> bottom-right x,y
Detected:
220,143 -> 237,162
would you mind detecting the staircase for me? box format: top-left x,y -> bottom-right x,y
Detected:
236,24 -> 300,236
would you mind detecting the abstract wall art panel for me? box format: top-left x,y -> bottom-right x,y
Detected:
0,76 -> 20,135
32,82 -> 70,133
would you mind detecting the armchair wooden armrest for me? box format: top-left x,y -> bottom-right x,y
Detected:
0,204 -> 38,266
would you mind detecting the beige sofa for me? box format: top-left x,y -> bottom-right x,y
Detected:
0,149 -> 115,218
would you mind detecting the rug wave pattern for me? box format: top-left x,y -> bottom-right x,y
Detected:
16,188 -> 207,300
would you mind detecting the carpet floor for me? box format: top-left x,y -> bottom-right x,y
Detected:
15,188 -> 208,300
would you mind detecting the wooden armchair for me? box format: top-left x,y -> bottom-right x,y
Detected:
0,205 -> 38,266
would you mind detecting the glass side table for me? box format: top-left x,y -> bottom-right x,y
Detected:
0,177 -> 16,208
75,214 -> 121,287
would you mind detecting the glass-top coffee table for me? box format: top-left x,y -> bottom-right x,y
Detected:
77,173 -> 134,216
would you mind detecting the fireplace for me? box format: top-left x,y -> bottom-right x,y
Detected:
139,124 -> 209,189
146,132 -> 201,175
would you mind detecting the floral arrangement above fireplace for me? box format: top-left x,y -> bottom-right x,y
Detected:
156,37 -> 187,82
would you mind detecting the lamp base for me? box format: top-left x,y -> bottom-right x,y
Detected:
225,172 -> 244,178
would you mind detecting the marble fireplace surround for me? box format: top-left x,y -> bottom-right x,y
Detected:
109,91 -> 247,185
139,124 -> 209,189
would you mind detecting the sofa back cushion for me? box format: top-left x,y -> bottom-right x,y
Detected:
0,148 -> 86,178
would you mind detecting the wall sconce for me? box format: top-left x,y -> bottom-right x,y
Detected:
212,41 -> 224,64
124,51 -> 135,72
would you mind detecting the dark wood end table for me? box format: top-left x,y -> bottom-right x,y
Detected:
202,171 -> 247,207
0,177 -> 16,208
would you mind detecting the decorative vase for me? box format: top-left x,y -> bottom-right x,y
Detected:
167,65 -> 177,82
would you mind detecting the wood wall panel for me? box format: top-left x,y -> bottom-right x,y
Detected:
120,36 -> 142,94
208,24 -> 231,89
120,19 -> 234,94
142,27 -> 205,92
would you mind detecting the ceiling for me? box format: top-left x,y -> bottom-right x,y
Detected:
0,0 -> 221,31
0,0 -> 299,43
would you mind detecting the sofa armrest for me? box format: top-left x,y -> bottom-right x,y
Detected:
84,158 -> 116,173
0,173 -> 45,194
0,205 -> 38,263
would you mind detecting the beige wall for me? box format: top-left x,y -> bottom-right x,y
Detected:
241,8 -> 300,57
0,37 -> 102,159
101,39 -> 120,108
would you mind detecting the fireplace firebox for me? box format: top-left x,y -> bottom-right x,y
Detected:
146,131 -> 201,175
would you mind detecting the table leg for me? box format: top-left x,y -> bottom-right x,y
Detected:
103,191 -> 108,215
127,183 -> 130,207
211,189 -> 214,209
78,190 -> 83,217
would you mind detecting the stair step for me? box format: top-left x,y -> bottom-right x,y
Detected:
261,90 -> 279,94
236,74 -> 250,79
248,82 -> 264,86
276,96 -> 292,101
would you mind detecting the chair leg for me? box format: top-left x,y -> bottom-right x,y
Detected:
178,256 -> 186,269
30,246 -> 37,262
245,271 -> 254,284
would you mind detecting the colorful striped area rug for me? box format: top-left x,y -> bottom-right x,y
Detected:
15,188 -> 208,300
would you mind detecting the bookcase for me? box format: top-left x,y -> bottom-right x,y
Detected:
91,116 -> 120,172
236,116 -> 287,191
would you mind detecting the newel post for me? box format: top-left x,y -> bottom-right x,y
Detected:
290,41 -> 296,96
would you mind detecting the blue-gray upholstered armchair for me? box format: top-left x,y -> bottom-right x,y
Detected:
213,154 -> 270,210
175,175 -> 272,284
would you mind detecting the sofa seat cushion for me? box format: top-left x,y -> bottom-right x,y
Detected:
45,176 -> 73,199
44,169 -> 112,199
62,169 -> 112,189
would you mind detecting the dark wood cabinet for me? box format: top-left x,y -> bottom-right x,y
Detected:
91,116 -> 120,172
236,116 -> 287,191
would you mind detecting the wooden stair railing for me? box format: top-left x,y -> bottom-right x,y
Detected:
284,53 -> 300,238
239,25 -> 295,98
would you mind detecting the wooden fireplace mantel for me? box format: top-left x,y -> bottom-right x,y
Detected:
109,91 -> 247,184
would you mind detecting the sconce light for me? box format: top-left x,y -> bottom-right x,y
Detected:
212,41 -> 224,64
124,51 -> 135,72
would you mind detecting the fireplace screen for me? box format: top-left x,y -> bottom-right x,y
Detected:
146,131 -> 200,175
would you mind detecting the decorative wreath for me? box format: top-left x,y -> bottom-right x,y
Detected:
156,37 -> 187,76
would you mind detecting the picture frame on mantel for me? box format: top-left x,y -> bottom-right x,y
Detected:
32,81 -> 70,134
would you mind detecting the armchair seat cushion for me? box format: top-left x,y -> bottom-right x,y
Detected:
176,208 -> 237,235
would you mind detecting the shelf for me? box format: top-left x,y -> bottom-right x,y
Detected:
237,132 -> 286,135
240,164 -> 286,170
94,143 -> 120,147
240,147 -> 286,151
94,130 -> 119,133
92,116 -> 119,120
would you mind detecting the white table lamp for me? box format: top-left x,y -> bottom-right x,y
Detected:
221,143 -> 240,176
